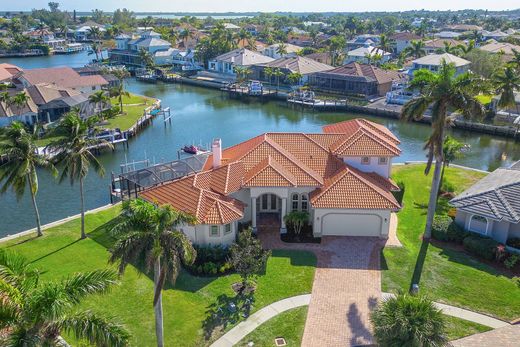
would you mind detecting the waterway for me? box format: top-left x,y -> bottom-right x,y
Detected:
1,53 -> 519,236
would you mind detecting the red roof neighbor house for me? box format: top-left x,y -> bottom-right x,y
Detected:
18,67 -> 108,93
140,118 -> 401,246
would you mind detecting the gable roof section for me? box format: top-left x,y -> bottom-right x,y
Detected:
310,165 -> 400,210
451,167 -> 520,223
316,62 -> 405,85
21,67 -> 108,89
213,48 -> 274,66
263,56 -> 333,75
243,156 -> 297,187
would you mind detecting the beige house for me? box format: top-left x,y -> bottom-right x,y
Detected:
141,119 -> 402,246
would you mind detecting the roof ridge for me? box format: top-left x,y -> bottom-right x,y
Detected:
495,188 -> 518,221
338,128 -> 400,155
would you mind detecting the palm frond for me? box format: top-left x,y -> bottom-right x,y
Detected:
401,96 -> 432,121
61,269 -> 118,304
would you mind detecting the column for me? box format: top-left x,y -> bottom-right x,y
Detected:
251,197 -> 257,233
280,197 -> 287,234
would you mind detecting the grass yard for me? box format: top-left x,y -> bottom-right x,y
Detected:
0,206 -> 316,347
383,164 -> 520,321
444,315 -> 492,340
105,93 -> 156,131
238,306 -> 308,347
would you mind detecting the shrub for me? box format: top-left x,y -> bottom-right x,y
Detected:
463,235 -> 500,261
186,245 -> 233,276
392,181 -> 405,206
504,254 -> 519,270
431,215 -> 468,243
506,238 -> 520,249
440,180 -> 456,194
447,208 -> 457,219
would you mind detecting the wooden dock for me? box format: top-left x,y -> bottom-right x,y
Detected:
221,85 -> 278,99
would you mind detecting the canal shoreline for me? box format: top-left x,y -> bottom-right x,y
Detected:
1,162 -> 489,244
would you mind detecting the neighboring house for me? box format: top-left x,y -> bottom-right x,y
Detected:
308,62 -> 405,97
434,31 -> 462,39
0,63 -> 23,83
423,39 -> 465,54
287,33 -> 313,47
251,56 -> 333,85
0,89 -> 38,127
390,32 -> 421,54
18,67 -> 108,93
208,48 -> 274,75
408,53 -> 470,76
305,52 -> 334,65
139,118 -> 401,246
479,42 -> 520,62
344,46 -> 392,65
222,23 -> 240,31
110,31 -> 175,67
347,34 -> 380,51
446,24 -> 483,32
480,30 -> 509,41
451,163 -> 520,244
262,43 -> 303,59
75,21 -> 106,41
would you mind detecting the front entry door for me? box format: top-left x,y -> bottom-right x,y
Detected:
258,194 -> 278,212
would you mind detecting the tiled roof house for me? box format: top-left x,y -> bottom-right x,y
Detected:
140,119 -> 401,245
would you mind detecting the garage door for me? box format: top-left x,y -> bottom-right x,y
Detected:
321,213 -> 382,237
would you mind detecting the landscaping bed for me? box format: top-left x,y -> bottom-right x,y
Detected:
383,164 -> 520,321
0,206 -> 317,346
281,224 -> 321,244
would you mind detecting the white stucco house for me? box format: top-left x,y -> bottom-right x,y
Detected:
140,119 -> 402,246
451,163 -> 520,245
408,53 -> 470,77
208,48 -> 274,75
262,43 -> 303,59
344,46 -> 392,65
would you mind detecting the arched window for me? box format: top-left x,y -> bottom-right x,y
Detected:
469,215 -> 488,235
301,194 -> 309,211
292,193 -> 299,211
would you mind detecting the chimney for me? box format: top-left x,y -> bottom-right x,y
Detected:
212,138 -> 222,168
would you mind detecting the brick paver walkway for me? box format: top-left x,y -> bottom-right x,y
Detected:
259,230 -> 383,347
450,325 -> 520,347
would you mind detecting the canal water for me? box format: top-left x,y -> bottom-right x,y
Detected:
1,53 -> 519,236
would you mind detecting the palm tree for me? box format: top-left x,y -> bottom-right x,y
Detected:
0,250 -> 130,346
88,90 -> 109,117
0,122 -> 57,236
233,66 -> 251,84
48,113 -> 113,239
510,49 -> 520,71
379,33 -> 391,53
370,292 -> 447,347
109,199 -> 197,347
403,40 -> 426,59
329,35 -> 346,66
287,72 -> 303,86
440,136 -> 465,193
110,68 -> 131,113
493,65 -> 520,117
138,48 -> 155,69
0,91 -> 12,109
110,84 -> 130,114
273,68 -> 285,90
11,91 -> 29,112
179,29 -> 192,45
401,62 -> 487,238
264,67 -> 274,85
276,42 -> 288,57
284,211 -> 309,238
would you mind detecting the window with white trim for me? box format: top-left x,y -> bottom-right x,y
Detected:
292,193 -> 299,211
224,223 -> 232,234
469,215 -> 488,235
301,194 -> 309,211
361,157 -> 370,165
210,225 -> 220,237
378,157 -> 388,165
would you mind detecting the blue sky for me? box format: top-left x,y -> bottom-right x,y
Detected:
3,0 -> 520,12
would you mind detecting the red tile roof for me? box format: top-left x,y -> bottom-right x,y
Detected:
21,67 -> 108,89
140,119 -> 401,224
0,63 -> 23,82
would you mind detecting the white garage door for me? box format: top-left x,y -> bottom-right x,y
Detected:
321,213 -> 382,237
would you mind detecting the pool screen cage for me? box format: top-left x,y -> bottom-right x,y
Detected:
112,152 -> 211,200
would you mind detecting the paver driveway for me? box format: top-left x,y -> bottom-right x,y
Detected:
259,231 -> 383,347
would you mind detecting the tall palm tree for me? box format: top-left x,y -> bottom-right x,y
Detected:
109,199 -> 197,347
11,91 -> 29,112
138,48 -> 155,69
233,66 -> 251,84
401,62 -> 487,238
378,33 -> 391,53
0,122 -> 57,236
403,40 -> 426,59
370,292 -> 447,347
0,91 -> 12,109
48,113 -> 112,239
0,250 -> 130,346
264,67 -> 274,85
110,84 -> 130,114
179,29 -> 192,45
273,68 -> 285,90
440,136 -> 465,193
276,42 -> 288,57
109,68 -> 131,113
88,90 -> 109,117
493,65 -> 520,117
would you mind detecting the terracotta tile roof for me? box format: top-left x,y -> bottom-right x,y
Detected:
141,118 -> 401,222
318,62 -> 405,85
21,67 -> 108,89
140,174 -> 245,225
0,63 -> 23,82
310,165 -> 400,210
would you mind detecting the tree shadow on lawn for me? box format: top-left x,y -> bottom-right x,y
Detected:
410,239 -> 429,292
87,218 -> 221,292
270,249 -> 318,267
202,292 -> 255,342
432,240 -> 517,279
413,197 -> 452,216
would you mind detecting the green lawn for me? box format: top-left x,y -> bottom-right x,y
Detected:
383,164 -> 520,321
0,206 -> 316,346
238,306 -> 308,347
444,315 -> 492,340
105,93 -> 156,131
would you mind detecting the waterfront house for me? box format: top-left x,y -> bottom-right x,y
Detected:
75,21 -> 106,41
344,46 -> 392,65
408,53 -> 470,76
262,43 -> 303,59
251,56 -> 333,85
434,31 -> 462,39
451,163 -> 520,245
308,62 -> 406,97
139,118 -> 401,246
390,32 -> 421,54
208,48 -> 274,76
346,34 -> 381,51
110,31 -> 175,67
480,30 -> 509,41
0,89 -> 38,127
0,63 -> 23,83
18,67 -> 108,93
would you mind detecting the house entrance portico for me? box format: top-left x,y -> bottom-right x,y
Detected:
251,190 -> 288,234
